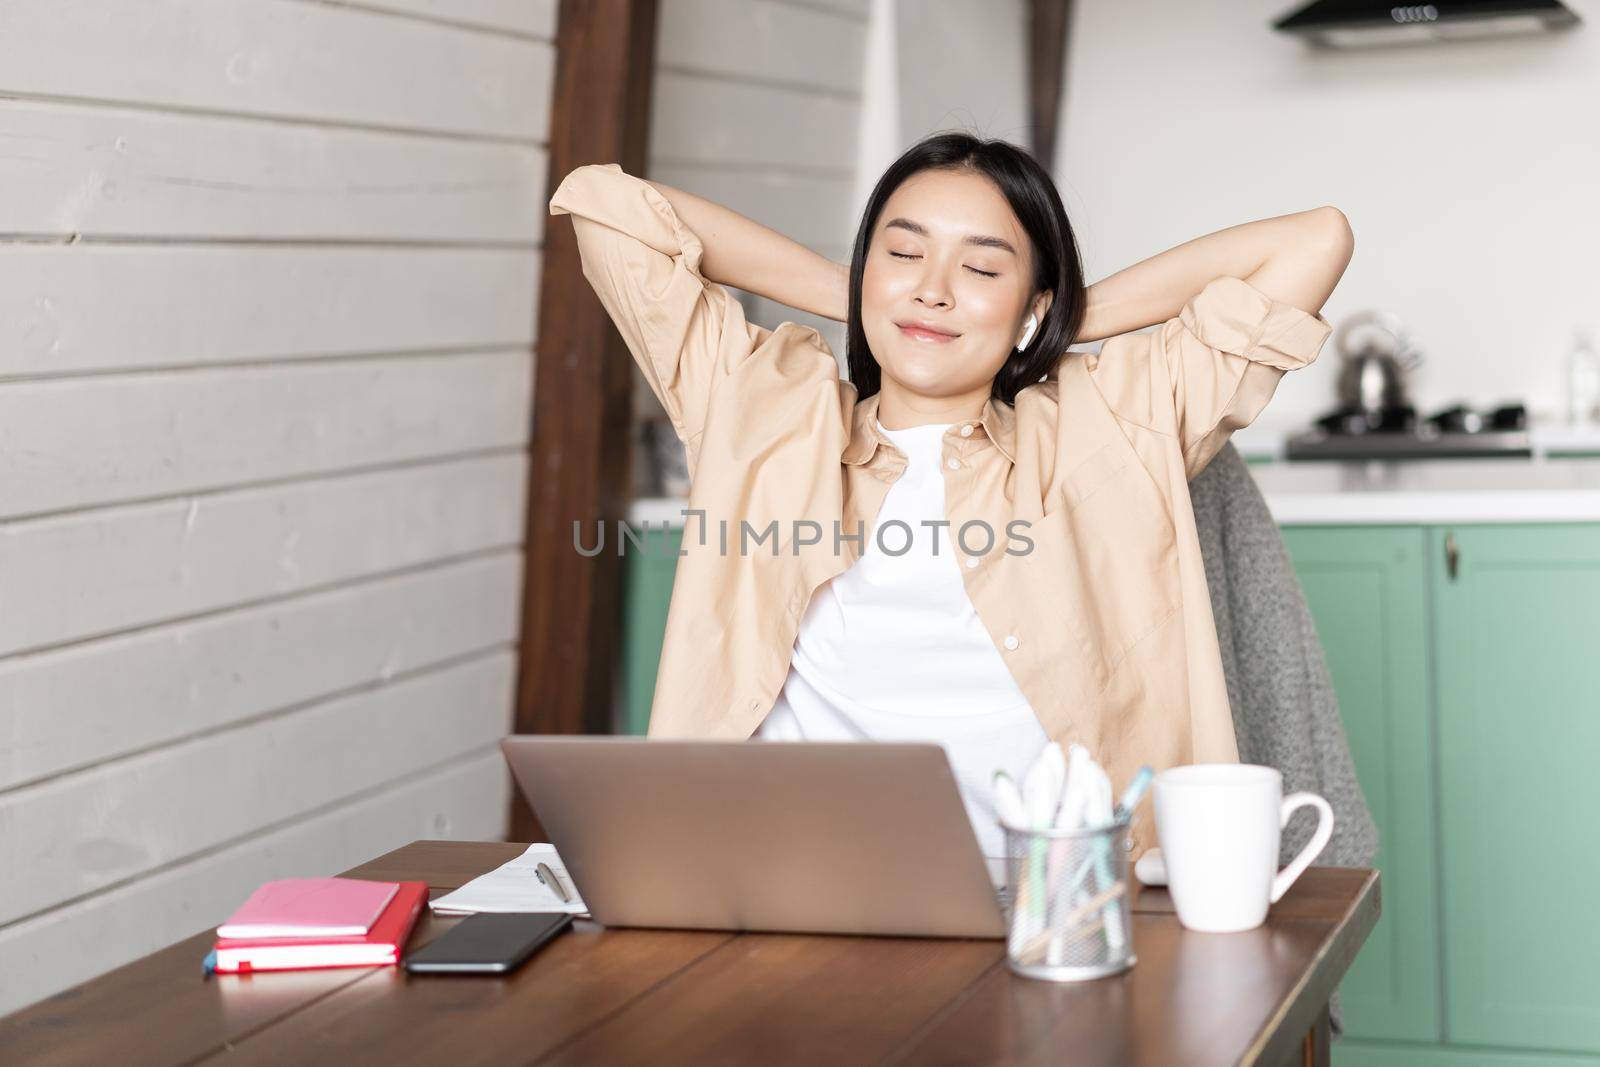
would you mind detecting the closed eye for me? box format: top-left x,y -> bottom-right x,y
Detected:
888,251 -> 998,278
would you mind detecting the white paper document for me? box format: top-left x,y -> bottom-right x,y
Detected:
428,843 -> 590,917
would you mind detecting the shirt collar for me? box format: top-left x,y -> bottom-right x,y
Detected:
980,394 -> 1018,464
843,389 -> 1018,466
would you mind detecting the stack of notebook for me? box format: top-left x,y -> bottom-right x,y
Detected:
207,877 -> 428,974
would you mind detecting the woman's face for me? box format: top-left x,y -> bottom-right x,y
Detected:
861,168 -> 1048,400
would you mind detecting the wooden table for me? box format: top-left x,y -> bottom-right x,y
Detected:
0,841 -> 1378,1066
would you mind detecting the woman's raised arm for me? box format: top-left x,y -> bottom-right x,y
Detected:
1078,208 -> 1352,478
549,163 -> 849,465
1075,206 -> 1352,344
644,178 -> 851,323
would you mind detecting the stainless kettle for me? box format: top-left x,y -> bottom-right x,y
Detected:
1333,309 -> 1422,414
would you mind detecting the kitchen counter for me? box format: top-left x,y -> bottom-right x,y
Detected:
1249,458 -> 1600,524
630,458 -> 1600,529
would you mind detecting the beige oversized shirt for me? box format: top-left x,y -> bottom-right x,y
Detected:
549,164 -> 1333,853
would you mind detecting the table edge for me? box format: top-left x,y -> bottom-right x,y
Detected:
1241,868 -> 1382,1066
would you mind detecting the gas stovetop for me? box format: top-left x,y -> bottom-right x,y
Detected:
1286,403 -> 1531,460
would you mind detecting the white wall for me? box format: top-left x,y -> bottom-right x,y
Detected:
850,0 -> 1033,263
893,0 -> 1030,152
1055,0 -> 1600,428
0,0 -> 554,1014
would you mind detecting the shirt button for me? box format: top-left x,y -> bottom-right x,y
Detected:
945,457 -> 960,470
960,424 -> 974,437
965,557 -> 980,570
1003,635 -> 1019,651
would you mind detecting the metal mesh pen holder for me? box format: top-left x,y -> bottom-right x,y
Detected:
1002,815 -> 1136,981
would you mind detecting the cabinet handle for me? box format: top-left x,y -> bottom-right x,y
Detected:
1445,532 -> 1459,581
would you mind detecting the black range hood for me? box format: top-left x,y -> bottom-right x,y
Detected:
1273,0 -> 1581,47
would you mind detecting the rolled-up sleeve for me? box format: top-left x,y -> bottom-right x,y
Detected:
1091,275 -> 1333,478
548,162 -> 759,448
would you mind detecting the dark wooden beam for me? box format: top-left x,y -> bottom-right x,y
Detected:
512,0 -> 658,839
1027,0 -> 1073,167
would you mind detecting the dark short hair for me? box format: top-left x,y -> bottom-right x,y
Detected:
845,132 -> 1086,406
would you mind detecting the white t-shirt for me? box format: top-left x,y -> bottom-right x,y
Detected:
756,419 -> 1052,863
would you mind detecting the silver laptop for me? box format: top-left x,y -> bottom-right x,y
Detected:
500,736 -> 1006,939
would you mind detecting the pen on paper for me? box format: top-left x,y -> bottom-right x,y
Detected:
536,862 -> 572,903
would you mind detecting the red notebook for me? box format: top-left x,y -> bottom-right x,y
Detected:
218,877 -> 400,939
212,881 -> 427,973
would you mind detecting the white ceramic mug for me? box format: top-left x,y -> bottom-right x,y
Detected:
1151,763 -> 1334,933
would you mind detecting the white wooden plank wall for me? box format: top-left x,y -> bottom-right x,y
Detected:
0,0 -> 557,1014
643,0 -> 871,417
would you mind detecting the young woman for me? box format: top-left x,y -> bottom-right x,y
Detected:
548,133 -> 1351,864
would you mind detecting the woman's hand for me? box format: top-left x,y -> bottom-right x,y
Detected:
645,178 -> 853,323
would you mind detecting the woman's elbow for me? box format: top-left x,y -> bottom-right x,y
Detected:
1311,205 -> 1355,264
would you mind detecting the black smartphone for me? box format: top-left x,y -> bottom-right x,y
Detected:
403,912 -> 572,974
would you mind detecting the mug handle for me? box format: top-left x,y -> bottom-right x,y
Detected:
1269,793 -> 1335,904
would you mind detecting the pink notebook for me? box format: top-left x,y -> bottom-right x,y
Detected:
217,878 -> 400,939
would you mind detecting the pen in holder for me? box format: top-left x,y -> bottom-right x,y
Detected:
1002,813 -> 1136,981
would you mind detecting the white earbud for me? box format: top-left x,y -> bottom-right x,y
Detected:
1016,312 -> 1038,352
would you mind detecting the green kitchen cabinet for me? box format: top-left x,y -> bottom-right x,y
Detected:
1429,524 -> 1600,1053
1281,527 -> 1442,1044
1290,522 -> 1600,1064
619,524 -> 682,736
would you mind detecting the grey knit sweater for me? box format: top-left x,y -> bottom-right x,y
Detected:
1188,442 -> 1380,1037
